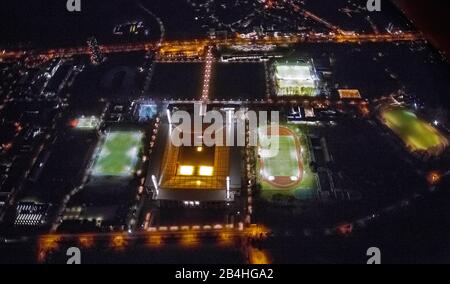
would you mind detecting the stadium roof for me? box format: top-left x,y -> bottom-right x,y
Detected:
178,146 -> 215,168
156,188 -> 229,202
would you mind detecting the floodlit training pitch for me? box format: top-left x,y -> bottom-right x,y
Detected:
73,116 -> 100,129
258,125 -> 317,200
381,107 -> 449,156
274,63 -> 318,97
91,131 -> 143,177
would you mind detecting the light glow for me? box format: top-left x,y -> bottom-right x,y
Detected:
166,109 -> 172,124
275,63 -> 318,97
199,166 -> 214,176
226,176 -> 231,199
179,165 -> 194,176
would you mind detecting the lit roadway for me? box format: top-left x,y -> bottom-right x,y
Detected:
33,224 -> 270,264
1,31 -> 424,62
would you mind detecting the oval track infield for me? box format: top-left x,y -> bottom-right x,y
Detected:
259,126 -> 303,189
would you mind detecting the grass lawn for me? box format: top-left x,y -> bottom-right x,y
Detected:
258,125 -> 318,201
92,131 -> 143,177
381,108 -> 448,152
260,136 -> 299,177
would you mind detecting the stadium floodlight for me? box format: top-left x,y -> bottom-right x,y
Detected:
152,175 -> 159,196
179,165 -> 194,176
226,176 -> 230,200
199,166 -> 214,176
166,109 -> 172,125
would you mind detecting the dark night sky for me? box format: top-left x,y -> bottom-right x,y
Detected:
393,0 -> 450,57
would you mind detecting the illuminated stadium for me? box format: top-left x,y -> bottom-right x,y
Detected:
91,131 -> 143,177
274,62 -> 319,97
258,125 -> 318,200
380,106 -> 449,157
154,121 -> 239,203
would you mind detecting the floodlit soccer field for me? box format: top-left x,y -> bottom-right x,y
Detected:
73,116 -> 100,129
92,131 -> 143,177
260,136 -> 299,178
258,125 -> 318,200
381,107 -> 448,156
258,126 -> 302,189
275,63 -> 318,97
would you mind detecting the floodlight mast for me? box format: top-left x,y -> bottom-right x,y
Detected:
226,176 -> 231,200
167,109 -> 172,125
152,175 -> 159,197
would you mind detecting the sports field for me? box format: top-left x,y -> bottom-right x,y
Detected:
274,63 -> 318,97
92,131 -> 143,177
74,116 -> 100,129
258,125 -> 318,200
381,107 -> 448,156
259,135 -> 300,179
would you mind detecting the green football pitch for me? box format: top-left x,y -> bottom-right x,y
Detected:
260,136 -> 299,178
92,131 -> 143,177
258,125 -> 318,200
382,108 -> 447,152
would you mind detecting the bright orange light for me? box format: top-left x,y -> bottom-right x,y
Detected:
111,234 -> 126,249
148,234 -> 163,247
78,235 -> 94,248
249,247 -> 270,264
199,166 -> 213,176
180,232 -> 197,247
247,224 -> 269,238
179,165 -> 194,176
197,147 -> 203,152
338,89 -> 362,99
427,171 -> 442,185
218,231 -> 233,246
39,235 -> 61,251
38,235 -> 61,258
